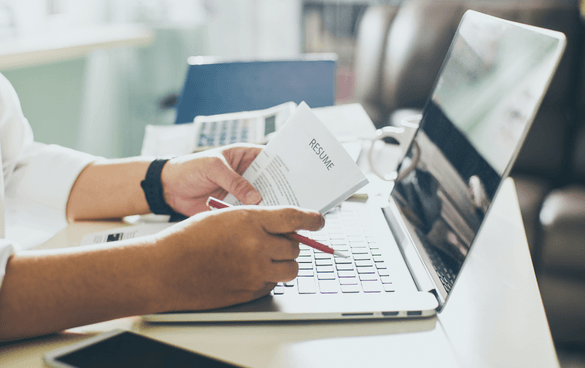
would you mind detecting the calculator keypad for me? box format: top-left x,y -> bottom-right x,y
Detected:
197,120 -> 251,148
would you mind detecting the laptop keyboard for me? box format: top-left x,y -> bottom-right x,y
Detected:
272,204 -> 395,296
421,241 -> 459,294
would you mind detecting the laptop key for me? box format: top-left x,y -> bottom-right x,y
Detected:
314,253 -> 333,260
328,236 -> 345,242
316,259 -> 333,266
316,265 -> 335,273
355,260 -> 374,267
357,266 -> 376,274
361,281 -> 382,293
350,244 -> 368,249
273,286 -> 285,295
334,258 -> 353,264
297,277 -> 317,294
352,254 -> 371,260
337,270 -> 357,278
378,269 -> 390,277
383,284 -> 396,292
317,273 -> 336,280
339,277 -> 359,285
341,284 -> 361,293
319,280 -> 340,294
380,276 -> 393,284
297,269 -> 314,277
348,234 -> 366,240
359,274 -> 379,282
335,264 -> 354,271
344,229 -> 364,237
331,246 -> 349,252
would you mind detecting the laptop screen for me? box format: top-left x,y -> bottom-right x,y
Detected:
390,11 -> 565,299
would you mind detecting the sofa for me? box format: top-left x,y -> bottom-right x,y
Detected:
353,0 -> 585,346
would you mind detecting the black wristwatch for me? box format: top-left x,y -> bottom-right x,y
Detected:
140,159 -> 187,222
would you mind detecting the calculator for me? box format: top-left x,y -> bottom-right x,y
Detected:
192,102 -> 296,150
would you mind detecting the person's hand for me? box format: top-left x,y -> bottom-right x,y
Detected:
154,205 -> 324,312
161,144 -> 263,216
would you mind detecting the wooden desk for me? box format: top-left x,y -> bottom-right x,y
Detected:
0,178 -> 558,368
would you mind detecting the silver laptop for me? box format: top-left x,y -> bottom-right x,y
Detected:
144,10 -> 566,322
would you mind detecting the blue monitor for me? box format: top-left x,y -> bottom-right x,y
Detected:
174,54 -> 337,124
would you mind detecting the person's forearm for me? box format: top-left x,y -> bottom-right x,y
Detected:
0,205 -> 324,342
67,157 -> 152,221
0,237 -> 170,341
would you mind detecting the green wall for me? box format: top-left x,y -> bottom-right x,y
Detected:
1,25 -> 207,158
2,59 -> 87,151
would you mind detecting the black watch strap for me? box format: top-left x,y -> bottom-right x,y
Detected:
140,159 -> 187,222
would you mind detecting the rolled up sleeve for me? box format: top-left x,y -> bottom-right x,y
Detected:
0,73 -> 97,292
5,142 -> 96,219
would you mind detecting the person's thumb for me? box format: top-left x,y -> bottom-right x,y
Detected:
215,164 -> 261,204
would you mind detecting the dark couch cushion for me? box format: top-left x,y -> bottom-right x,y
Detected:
513,175 -> 553,255
538,273 -> 585,343
539,185 -> 585,274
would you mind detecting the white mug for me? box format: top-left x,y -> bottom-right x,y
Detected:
368,114 -> 422,182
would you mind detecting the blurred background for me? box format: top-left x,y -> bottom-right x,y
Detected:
0,0 -> 367,159
0,0 -> 304,158
1,0 -> 584,366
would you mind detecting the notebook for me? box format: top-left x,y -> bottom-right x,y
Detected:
144,10 -> 566,322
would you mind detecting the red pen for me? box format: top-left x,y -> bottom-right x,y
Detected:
206,196 -> 349,258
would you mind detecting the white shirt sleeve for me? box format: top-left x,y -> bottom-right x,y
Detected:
0,73 -> 96,290
5,142 -> 96,213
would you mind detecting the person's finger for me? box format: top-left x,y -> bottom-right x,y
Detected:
212,162 -> 262,205
223,145 -> 263,174
257,207 -> 324,235
266,260 -> 299,283
264,234 -> 301,261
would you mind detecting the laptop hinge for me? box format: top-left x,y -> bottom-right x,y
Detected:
429,288 -> 445,311
382,201 -> 446,307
